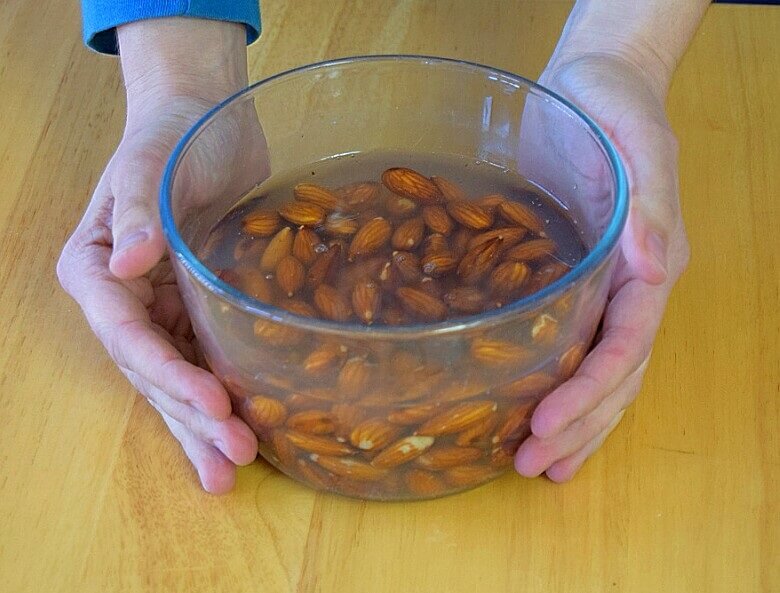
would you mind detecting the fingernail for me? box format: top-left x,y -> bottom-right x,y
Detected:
114,230 -> 148,255
645,231 -> 667,272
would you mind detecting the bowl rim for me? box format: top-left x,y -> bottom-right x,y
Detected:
160,54 -> 628,339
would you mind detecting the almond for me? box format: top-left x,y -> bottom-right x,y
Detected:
348,217 -> 392,259
253,319 -> 302,346
457,237 -> 502,284
431,175 -> 468,202
489,261 -> 530,298
490,446 -> 515,467
377,260 -> 398,290
278,299 -> 318,317
381,167 -> 443,203
338,181 -> 380,209
311,454 -> 388,481
422,205 -> 455,235
387,403 -> 440,425
371,435 -> 435,468
245,395 -> 288,430
337,357 -> 375,398
419,276 -> 443,298
396,287 -> 447,321
278,201 -> 326,227
324,212 -> 360,237
421,252 -> 458,277
392,251 -> 422,283
285,430 -> 355,456
342,256 -> 386,286
468,227 -> 527,252
242,209 -> 281,236
293,182 -> 340,211
306,243 -> 341,288
260,227 -> 293,272
313,284 -> 352,321
295,458 -> 336,490
455,415 -> 499,446
287,410 -> 337,434
475,193 -> 507,212
404,469 -> 447,497
415,446 -> 483,470
504,238 -> 557,262
493,401 -> 534,451
235,269 -> 274,301
381,306 -> 409,326
292,227 -> 321,265
498,200 -> 545,234
275,254 -> 306,297
444,464 -> 497,488
526,262 -> 570,293
559,342 -> 587,379
351,277 -> 382,324
417,401 -> 497,436
384,194 -> 418,217
423,233 -> 449,257
450,227 -> 474,258
331,403 -> 366,439
470,337 -> 532,367
271,429 -> 298,467
285,392 -> 321,410
493,372 -> 558,399
531,313 -> 558,344
434,377 -> 490,403
443,286 -> 486,314
446,201 -> 493,230
391,216 -> 425,250
303,341 -> 346,376
349,418 -> 401,451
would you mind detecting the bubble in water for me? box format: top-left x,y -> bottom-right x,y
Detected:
314,243 -> 329,253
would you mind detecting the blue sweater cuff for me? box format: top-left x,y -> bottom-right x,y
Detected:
82,1 -> 261,55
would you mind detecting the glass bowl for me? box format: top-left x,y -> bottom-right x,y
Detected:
160,56 -> 628,500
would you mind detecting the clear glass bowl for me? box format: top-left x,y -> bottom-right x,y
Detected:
160,56 -> 628,500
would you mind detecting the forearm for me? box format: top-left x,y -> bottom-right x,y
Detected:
549,0 -> 710,99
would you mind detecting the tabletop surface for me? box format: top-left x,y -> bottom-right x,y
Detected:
1,2 -> 778,592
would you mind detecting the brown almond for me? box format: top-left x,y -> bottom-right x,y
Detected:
490,446 -> 515,468
493,372 -> 558,399
431,175 -> 468,202
415,446 -> 483,470
313,284 -> 352,321
470,337 -> 531,367
384,194 -> 418,218
285,392 -> 322,410
295,459 -> 336,490
443,286 -> 485,314
331,403 -> 366,439
387,403 -> 440,425
285,430 -> 355,456
559,342 -> 587,379
417,401 -> 497,436
312,454 -> 388,481
338,181 -> 380,209
419,276 -> 443,298
396,286 -> 447,321
446,201 -> 493,230
392,251 -> 422,283
275,254 -> 305,297
434,377 -> 490,403
381,305 -> 409,326
498,200 -> 545,234
253,319 -> 301,347
337,357 -> 375,398
377,260 -> 398,290
348,216 -> 392,259
468,227 -> 527,252
235,269 -> 273,301
475,193 -> 507,212
531,313 -> 558,344
504,238 -> 557,262
245,395 -> 288,429
349,418 -> 401,451
278,201 -> 326,227
242,209 -> 281,236
306,243 -> 341,288
451,227 -> 474,258
271,429 -> 298,467
260,227 -> 293,272
404,469 -> 448,497
423,233 -> 450,257
287,410 -> 337,435
444,464 -> 497,488
352,277 -> 382,324
324,212 -> 360,237
278,299 -> 317,317
493,401 -> 535,451
292,227 -> 321,265
420,252 -> 458,277
457,237 -> 502,284
422,205 -> 455,235
526,262 -> 571,294
455,415 -> 500,446
391,216 -> 425,250
489,261 -> 530,298
371,435 -> 435,468
293,182 -> 340,211
303,341 -> 346,376
381,167 -> 443,203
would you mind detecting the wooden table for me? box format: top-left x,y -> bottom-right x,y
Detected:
1,2 -> 777,592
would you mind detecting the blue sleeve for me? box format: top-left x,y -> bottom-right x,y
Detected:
81,0 -> 261,55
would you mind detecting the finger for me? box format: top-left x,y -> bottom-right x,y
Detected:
129,372 -> 258,466
545,410 -> 625,483
151,401 -> 238,494
531,278 -> 668,439
516,364 -> 642,477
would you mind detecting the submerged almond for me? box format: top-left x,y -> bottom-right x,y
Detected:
446,200 -> 493,230
278,201 -> 326,227
396,287 -> 447,321
498,200 -> 545,234
275,254 -> 306,297
382,167 -> 443,203
348,217 -> 392,259
294,182 -> 341,211
352,277 -> 382,324
391,216 -> 425,250
260,227 -> 293,272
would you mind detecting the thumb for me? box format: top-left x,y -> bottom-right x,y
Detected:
108,151 -> 168,280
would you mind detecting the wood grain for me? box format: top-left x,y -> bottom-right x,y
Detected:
0,2 -> 777,592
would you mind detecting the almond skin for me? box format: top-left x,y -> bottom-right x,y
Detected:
352,277 -> 382,324
275,254 -> 306,297
242,209 -> 281,236
391,216 -> 425,250
292,227 -> 322,265
278,201 -> 327,227
504,238 -> 557,262
422,205 -> 455,235
293,182 -> 340,211
371,435 -> 436,468
416,401 -> 497,436
396,286 -> 447,321
286,410 -> 337,435
470,337 -> 532,367
431,175 -> 468,202
498,200 -> 545,234
260,227 -> 293,272
382,167 -> 443,203
446,200 -> 493,230
313,284 -> 352,321
349,418 -> 401,451
348,217 -> 392,259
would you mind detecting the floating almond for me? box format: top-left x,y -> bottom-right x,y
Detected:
422,205 -> 455,235
444,464 -> 497,488
431,175 -> 468,202
475,193 -> 506,212
293,182 -> 340,211
455,415 -> 499,447
493,401 -> 535,451
498,200 -> 545,234
303,341 -> 346,376
324,212 -> 360,237
306,243 -> 341,289
352,277 -> 381,324
313,284 -> 352,321
292,227 -> 321,265
279,299 -> 317,317
381,167 -> 442,203
421,252 -> 458,277
396,287 -> 447,321
443,286 -> 485,314
504,238 -> 557,262
253,319 -> 301,346
392,251 -> 422,283
391,216 -> 425,250
260,226 -> 293,272
349,418 -> 401,451
446,200 -> 493,230
404,469 -> 448,497
387,403 -> 440,425
489,261 -> 530,298
285,430 -> 355,456
531,313 -> 558,344
275,254 -> 305,297
337,357 -> 375,398
457,237 -> 502,284
339,181 -> 380,209
470,337 -> 531,367
493,372 -> 558,399
245,395 -> 288,429
417,400 -> 497,436
278,201 -> 326,227
384,194 -> 418,217
468,227 -> 526,252
371,435 -> 435,468
242,209 -> 281,236
415,446 -> 483,470
287,410 -> 337,434
558,342 -> 587,378
312,454 -> 388,481
348,216 -> 392,259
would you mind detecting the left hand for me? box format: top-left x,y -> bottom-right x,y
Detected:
514,54 -> 690,481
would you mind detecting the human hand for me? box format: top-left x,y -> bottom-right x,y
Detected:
514,53 -> 690,481
57,19 -> 262,493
